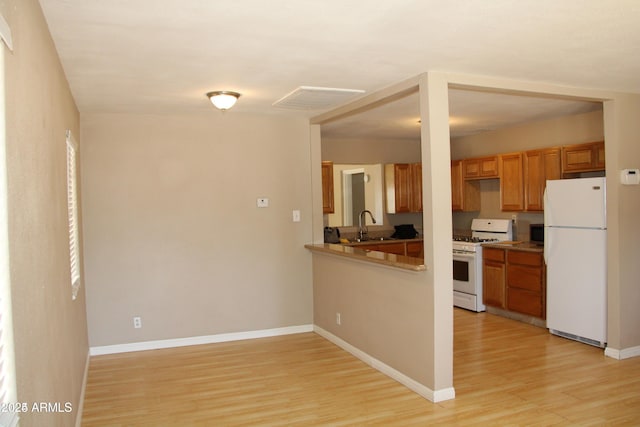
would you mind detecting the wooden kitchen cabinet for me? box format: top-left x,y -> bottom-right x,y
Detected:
463,156 -> 499,179
410,163 -> 422,212
499,152 -> 524,211
451,160 -> 480,211
406,241 -> 424,258
483,246 -> 546,319
506,251 -> 545,318
482,248 -> 506,308
562,141 -> 605,174
347,240 -> 424,259
524,147 -> 561,211
385,163 -> 422,213
321,161 -> 334,214
377,242 -> 406,255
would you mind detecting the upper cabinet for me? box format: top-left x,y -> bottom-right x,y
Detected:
385,163 -> 422,214
451,160 -> 480,212
463,156 -> 499,179
524,148 -> 561,211
321,161 -> 334,214
562,141 -> 605,174
499,152 -> 524,211
453,141 -> 604,213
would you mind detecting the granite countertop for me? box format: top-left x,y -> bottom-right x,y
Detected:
344,237 -> 423,247
481,241 -> 544,253
304,243 -> 427,272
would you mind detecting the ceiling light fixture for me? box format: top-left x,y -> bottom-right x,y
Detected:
206,91 -> 241,111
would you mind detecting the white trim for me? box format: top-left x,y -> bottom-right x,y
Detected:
605,345 -> 640,360
90,324 -> 313,356
313,325 -> 455,403
74,350 -> 90,427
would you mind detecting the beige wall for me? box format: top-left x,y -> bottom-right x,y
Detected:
603,95 -> 640,351
450,110 -> 604,160
322,137 -> 421,164
312,254 -> 432,382
81,112 -> 313,346
1,0 -> 89,426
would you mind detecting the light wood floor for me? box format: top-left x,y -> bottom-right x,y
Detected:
82,309 -> 640,426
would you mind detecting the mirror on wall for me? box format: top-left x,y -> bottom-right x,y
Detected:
327,164 -> 384,227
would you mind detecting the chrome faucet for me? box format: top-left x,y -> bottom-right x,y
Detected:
358,210 -> 377,241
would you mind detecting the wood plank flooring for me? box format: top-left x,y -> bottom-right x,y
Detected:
82,309 -> 640,426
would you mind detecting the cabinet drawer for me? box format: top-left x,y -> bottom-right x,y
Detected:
483,248 -> 505,262
507,288 -> 543,318
507,265 -> 542,291
507,250 -> 542,267
380,243 -> 407,255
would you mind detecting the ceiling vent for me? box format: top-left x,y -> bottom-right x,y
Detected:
273,86 -> 365,110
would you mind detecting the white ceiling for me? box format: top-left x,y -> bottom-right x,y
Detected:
39,0 -> 638,137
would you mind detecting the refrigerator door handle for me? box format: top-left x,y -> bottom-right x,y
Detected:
543,187 -> 549,264
543,227 -> 550,264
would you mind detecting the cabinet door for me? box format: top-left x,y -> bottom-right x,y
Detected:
562,144 -> 594,172
562,141 -> 605,174
524,150 -> 544,211
410,163 -> 422,212
595,141 -> 606,169
386,163 -> 422,213
480,157 -> 499,178
463,156 -> 499,179
524,148 -> 561,211
321,161 -> 334,214
452,160 -> 480,212
451,160 -> 463,211
406,241 -> 424,258
500,152 -> 524,211
394,164 -> 412,213
483,260 -> 506,308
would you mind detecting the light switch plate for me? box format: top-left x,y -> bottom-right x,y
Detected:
292,210 -> 301,222
257,198 -> 269,208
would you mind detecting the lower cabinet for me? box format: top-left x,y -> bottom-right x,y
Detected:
406,241 -> 424,258
482,248 -> 506,308
348,240 -> 423,258
483,247 -> 546,319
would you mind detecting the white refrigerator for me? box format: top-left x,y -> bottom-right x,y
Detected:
543,177 -> 607,347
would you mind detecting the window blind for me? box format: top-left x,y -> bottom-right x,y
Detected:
66,131 -> 81,300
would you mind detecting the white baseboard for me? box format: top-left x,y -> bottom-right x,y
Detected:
75,349 -> 90,427
313,325 -> 455,403
605,345 -> 640,360
90,324 -> 313,356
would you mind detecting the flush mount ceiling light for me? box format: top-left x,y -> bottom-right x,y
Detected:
206,91 -> 241,111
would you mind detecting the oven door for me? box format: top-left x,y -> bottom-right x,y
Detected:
452,251 -> 477,295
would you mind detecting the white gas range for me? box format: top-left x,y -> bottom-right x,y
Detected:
452,218 -> 513,312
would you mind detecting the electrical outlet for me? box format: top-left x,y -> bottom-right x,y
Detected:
336,312 -> 341,325
133,316 -> 142,329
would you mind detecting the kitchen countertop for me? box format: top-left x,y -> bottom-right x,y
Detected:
304,243 -> 427,272
344,237 -> 423,247
481,241 -> 544,253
